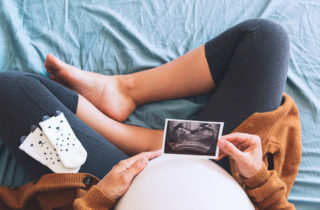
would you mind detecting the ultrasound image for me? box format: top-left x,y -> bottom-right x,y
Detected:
164,120 -> 221,156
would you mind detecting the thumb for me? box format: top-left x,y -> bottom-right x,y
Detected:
126,157 -> 149,181
219,139 -> 243,160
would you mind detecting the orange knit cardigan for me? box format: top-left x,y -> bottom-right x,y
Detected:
0,94 -> 301,210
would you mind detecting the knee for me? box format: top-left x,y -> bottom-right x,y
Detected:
245,19 -> 290,50
0,71 -> 29,101
0,71 -> 21,89
0,71 -> 38,86
255,19 -> 289,40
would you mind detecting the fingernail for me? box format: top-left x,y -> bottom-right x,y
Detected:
55,110 -> 62,116
20,136 -> 27,143
30,125 -> 38,133
42,115 -> 50,121
139,157 -> 148,166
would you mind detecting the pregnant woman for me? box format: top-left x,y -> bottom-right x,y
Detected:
0,19 -> 300,209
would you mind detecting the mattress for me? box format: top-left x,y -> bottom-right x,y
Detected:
0,0 -> 319,209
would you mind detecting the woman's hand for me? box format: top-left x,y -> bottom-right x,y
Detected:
217,133 -> 263,179
97,150 -> 162,200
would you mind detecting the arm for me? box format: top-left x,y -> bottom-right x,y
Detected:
242,164 -> 295,210
74,150 -> 162,209
217,133 -> 295,210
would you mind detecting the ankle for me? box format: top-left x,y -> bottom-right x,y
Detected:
118,74 -> 140,106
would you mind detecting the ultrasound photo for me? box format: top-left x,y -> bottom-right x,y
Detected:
162,119 -> 224,159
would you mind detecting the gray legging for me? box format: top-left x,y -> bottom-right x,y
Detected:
0,19 -> 289,180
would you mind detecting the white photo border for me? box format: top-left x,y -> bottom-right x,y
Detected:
162,118 -> 224,159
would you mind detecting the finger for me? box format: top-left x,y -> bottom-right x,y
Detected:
216,153 -> 227,160
217,150 -> 226,157
219,139 -> 254,156
216,141 -> 228,160
219,139 -> 244,160
144,150 -> 163,160
221,133 -> 259,149
225,141 -> 249,151
125,157 -> 149,182
222,133 -> 251,142
119,150 -> 162,169
217,141 -> 247,159
218,139 -> 241,152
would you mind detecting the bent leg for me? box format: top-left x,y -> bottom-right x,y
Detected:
44,43 -> 214,122
35,19 -> 289,173
0,71 -> 128,179
193,19 -> 290,172
124,45 -> 215,106
76,94 -> 163,155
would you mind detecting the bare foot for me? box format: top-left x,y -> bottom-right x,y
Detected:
44,54 -> 136,122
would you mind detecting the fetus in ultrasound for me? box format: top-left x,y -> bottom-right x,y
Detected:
164,120 -> 222,156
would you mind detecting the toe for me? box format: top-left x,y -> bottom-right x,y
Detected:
45,54 -> 65,70
45,65 -> 55,74
49,74 -> 56,80
44,55 -> 58,74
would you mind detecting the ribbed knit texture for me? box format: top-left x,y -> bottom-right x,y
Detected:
0,94 -> 300,210
230,93 -> 301,196
242,164 -> 269,189
74,185 -> 116,209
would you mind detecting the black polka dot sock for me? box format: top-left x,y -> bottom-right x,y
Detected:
39,112 -> 87,169
19,127 -> 80,173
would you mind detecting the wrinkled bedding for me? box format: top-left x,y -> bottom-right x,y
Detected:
0,0 -> 319,209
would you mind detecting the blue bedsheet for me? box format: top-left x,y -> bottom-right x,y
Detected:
0,0 -> 319,209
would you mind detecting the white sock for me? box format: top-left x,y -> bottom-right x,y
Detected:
19,127 -> 80,173
39,112 -> 87,168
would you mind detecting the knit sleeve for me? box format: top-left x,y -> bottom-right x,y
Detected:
73,185 -> 116,209
242,164 -> 295,210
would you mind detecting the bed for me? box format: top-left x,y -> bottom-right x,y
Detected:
0,0 -> 319,209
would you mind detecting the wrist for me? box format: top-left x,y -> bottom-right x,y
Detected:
81,185 -> 117,208
241,163 -> 269,189
244,162 -> 263,179
97,181 -> 118,200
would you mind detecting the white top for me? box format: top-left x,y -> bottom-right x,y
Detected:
115,156 -> 254,210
